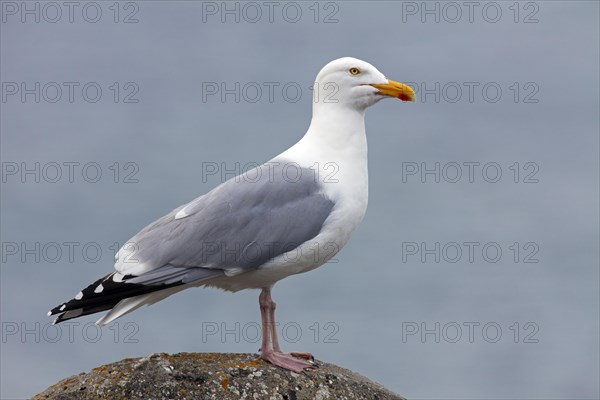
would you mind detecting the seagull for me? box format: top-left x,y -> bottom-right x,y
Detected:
48,57 -> 415,372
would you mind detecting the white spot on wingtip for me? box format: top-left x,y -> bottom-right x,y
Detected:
174,209 -> 188,219
75,291 -> 83,300
60,304 -> 66,311
94,284 -> 104,293
47,310 -> 52,316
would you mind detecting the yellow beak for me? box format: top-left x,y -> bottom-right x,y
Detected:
370,79 -> 416,102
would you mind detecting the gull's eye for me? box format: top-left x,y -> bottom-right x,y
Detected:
349,67 -> 361,75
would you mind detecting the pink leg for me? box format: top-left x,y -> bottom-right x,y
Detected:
267,294 -> 282,352
259,287 -> 316,372
268,297 -> 314,361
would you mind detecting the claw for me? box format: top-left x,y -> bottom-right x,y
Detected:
290,352 -> 315,361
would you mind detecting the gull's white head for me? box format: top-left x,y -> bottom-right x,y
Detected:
313,57 -> 415,111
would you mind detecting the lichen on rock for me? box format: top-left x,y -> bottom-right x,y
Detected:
34,352 -> 405,400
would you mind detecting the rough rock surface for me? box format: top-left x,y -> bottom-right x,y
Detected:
34,352 -> 405,400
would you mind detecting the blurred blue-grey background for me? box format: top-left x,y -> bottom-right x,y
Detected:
1,1 -> 598,399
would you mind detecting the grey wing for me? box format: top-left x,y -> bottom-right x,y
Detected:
115,160 -> 335,284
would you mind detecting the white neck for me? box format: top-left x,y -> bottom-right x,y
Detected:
276,103 -> 369,212
283,104 -> 367,164
305,103 -> 366,148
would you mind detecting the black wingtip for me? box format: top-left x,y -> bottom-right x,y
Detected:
48,271 -> 185,324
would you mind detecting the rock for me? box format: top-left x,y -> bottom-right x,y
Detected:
34,352 -> 405,400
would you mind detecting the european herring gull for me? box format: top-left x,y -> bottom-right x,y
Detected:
49,57 -> 415,372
